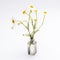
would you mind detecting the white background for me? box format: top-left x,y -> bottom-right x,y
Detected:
0,0 -> 60,60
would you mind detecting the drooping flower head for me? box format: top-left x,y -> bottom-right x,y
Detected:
12,19 -> 15,24
11,17 -> 15,29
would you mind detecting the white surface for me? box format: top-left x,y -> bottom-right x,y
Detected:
0,0 -> 60,60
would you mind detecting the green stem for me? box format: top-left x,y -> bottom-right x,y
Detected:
27,12 -> 31,37
35,12 -> 37,28
31,12 -> 37,38
34,15 -> 46,34
26,12 -> 34,41
33,12 -> 37,30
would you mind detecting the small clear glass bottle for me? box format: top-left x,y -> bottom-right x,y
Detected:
28,40 -> 37,55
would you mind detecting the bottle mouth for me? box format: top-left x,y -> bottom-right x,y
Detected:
28,40 -> 37,45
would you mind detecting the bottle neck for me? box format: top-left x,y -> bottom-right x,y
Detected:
30,38 -> 34,44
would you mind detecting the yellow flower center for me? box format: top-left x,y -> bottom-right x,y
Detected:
30,5 -> 34,8
34,10 -> 38,13
44,11 -> 47,15
22,10 -> 26,14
